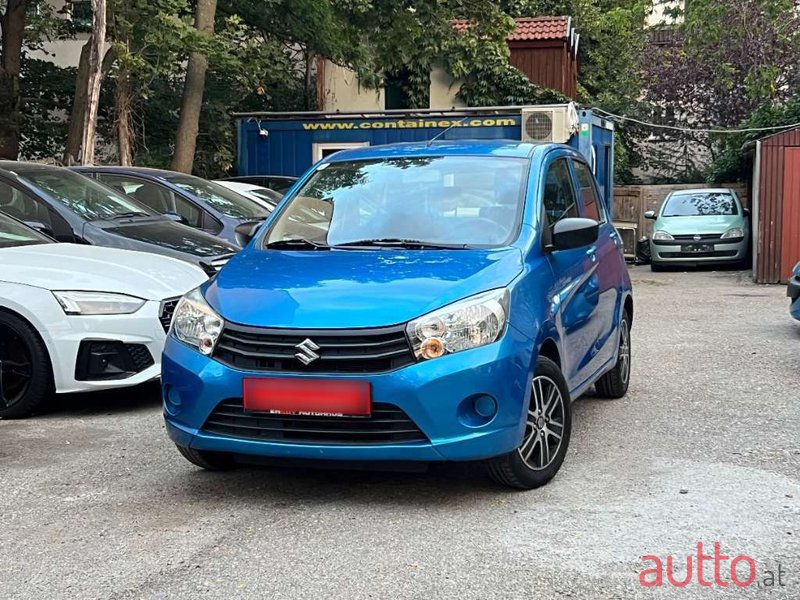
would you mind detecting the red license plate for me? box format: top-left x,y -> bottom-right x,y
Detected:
242,378 -> 371,417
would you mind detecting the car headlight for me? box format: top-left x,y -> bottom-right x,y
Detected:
171,287 -> 224,355
406,289 -> 508,360
652,231 -> 674,241
721,227 -> 744,239
52,291 -> 145,315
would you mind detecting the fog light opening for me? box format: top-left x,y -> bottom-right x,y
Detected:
474,395 -> 498,419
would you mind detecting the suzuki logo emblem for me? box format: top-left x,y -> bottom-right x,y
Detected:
295,338 -> 321,365
693,234 -> 702,241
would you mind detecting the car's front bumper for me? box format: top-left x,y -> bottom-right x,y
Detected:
788,276 -> 800,320
47,300 -> 168,393
650,238 -> 747,265
162,327 -> 534,463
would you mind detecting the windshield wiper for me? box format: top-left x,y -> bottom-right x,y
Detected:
112,211 -> 152,219
334,238 -> 469,250
265,238 -> 331,250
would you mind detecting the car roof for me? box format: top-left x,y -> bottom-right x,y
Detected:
323,140 -> 555,163
669,188 -> 735,195
71,165 -> 184,178
0,161 -> 64,175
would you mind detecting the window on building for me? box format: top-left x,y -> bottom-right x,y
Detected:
70,0 -> 93,33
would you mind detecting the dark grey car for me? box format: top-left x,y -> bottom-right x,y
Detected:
0,162 -> 237,275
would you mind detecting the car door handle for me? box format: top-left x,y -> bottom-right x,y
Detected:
586,248 -> 598,262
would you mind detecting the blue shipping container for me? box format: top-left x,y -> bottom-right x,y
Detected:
234,106 -> 615,215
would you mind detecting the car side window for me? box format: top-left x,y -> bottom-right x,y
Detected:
573,160 -> 606,223
542,159 -> 578,227
97,174 -> 171,212
0,180 -> 53,227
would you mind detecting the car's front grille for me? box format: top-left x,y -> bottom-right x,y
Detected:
202,399 -> 429,445
672,233 -> 723,241
213,324 -> 415,374
159,297 -> 180,333
660,250 -> 738,259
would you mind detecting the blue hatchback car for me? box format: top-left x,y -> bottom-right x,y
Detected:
162,141 -> 634,489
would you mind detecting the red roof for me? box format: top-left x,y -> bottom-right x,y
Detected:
453,16 -> 571,42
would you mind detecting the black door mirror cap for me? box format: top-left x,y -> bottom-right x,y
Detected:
235,220 -> 264,247
163,211 -> 188,224
643,210 -> 657,220
551,217 -> 600,251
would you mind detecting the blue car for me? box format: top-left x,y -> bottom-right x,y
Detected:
162,141 -> 634,489
789,262 -> 800,320
72,166 -> 270,245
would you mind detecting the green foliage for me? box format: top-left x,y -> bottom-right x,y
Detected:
18,59 -> 75,159
710,95 -> 800,183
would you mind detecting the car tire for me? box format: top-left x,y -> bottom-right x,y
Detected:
175,444 -> 236,470
0,311 -> 53,419
486,356 -> 572,490
650,262 -> 665,272
595,311 -> 632,399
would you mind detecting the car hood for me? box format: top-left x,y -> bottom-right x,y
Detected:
205,247 -> 523,328
89,218 -> 239,257
656,214 -> 743,235
0,243 -> 208,300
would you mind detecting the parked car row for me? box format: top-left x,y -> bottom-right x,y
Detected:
0,162 -> 290,418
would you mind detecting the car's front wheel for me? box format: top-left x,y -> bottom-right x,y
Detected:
0,311 -> 52,419
486,356 -> 572,490
175,444 -> 236,470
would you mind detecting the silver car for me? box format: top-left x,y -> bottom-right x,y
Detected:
646,188 -> 750,271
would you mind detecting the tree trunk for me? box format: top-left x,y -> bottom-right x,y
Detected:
63,43 -> 91,165
0,0 -> 27,159
115,69 -> 134,165
171,0 -> 217,174
79,0 -> 107,166
64,38 -> 116,165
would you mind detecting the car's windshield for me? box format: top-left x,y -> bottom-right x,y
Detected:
166,175 -> 270,220
0,212 -> 52,248
18,169 -> 153,221
662,192 -> 738,217
263,157 -> 526,248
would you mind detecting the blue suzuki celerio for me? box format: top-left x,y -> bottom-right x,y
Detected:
162,141 -> 633,489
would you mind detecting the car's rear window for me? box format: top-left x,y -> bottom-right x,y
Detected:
264,156 -> 527,248
662,192 -> 738,217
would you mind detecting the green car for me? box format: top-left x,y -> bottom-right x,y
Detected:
646,188 -> 750,271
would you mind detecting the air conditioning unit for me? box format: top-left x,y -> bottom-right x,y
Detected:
520,104 -> 579,144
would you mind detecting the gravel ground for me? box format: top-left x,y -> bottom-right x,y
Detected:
1,266 -> 798,599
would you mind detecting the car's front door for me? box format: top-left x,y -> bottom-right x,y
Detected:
541,156 -> 600,392
571,158 -> 622,381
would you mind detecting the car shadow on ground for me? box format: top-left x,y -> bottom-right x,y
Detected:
42,381 -> 162,417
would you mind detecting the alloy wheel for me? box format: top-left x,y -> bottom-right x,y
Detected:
619,319 -> 631,385
0,324 -> 34,409
517,375 -> 566,471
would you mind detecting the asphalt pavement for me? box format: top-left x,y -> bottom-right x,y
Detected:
1,266 -> 799,599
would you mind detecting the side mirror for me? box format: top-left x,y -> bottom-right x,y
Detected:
163,211 -> 188,225
743,208 -> 751,218
551,218 -> 599,251
644,210 -> 657,220
24,221 -> 55,237
235,220 -> 263,247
